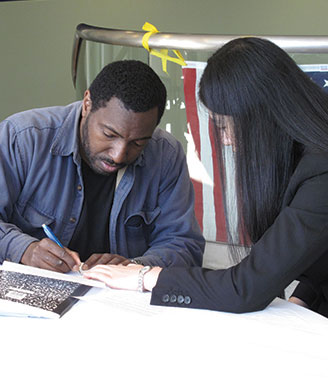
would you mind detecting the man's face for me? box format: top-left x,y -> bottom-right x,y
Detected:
79,92 -> 158,175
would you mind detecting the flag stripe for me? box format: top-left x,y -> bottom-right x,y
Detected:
182,67 -> 204,230
195,68 -> 218,240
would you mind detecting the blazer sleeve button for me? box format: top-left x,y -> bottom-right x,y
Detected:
162,294 -> 170,303
184,296 -> 191,305
170,294 -> 177,303
177,295 -> 185,304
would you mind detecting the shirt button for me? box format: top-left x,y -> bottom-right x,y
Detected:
184,296 -> 191,305
77,185 -> 82,191
70,217 -> 76,223
177,295 -> 185,304
162,294 -> 170,303
170,294 -> 177,303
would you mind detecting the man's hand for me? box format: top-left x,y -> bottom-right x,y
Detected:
21,239 -> 81,273
84,253 -> 130,270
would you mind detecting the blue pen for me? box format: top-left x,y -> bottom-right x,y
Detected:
42,224 -> 64,248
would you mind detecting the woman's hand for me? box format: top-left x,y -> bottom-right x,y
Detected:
83,264 -> 162,291
288,296 -> 309,308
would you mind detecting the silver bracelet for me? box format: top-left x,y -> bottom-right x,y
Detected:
137,266 -> 152,292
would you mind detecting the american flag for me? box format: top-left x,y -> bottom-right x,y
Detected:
300,64 -> 328,92
182,61 -> 328,243
182,62 -> 234,243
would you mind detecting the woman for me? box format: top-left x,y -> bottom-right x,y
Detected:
84,37 -> 328,317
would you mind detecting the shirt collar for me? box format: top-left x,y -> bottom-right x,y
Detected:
50,101 -> 82,159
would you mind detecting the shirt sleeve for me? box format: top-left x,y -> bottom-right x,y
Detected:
151,169 -> 328,312
0,120 -> 38,263
139,139 -> 205,268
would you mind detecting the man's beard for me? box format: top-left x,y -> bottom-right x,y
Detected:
80,116 -> 126,176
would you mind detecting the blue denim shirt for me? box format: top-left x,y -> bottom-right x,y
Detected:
0,102 -> 204,267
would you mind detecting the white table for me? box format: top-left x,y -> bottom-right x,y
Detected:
2,285 -> 328,386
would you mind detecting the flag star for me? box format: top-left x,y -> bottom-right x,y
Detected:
324,79 -> 328,88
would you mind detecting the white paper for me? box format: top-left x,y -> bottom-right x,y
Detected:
75,286 -> 163,316
1,261 -> 106,288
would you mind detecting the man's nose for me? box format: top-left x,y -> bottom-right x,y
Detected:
110,142 -> 128,165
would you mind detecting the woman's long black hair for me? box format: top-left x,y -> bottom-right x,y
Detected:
199,37 -> 328,260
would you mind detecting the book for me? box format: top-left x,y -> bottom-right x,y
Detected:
0,263 -> 93,319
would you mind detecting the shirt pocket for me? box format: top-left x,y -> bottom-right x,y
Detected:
124,207 -> 161,257
12,201 -> 55,239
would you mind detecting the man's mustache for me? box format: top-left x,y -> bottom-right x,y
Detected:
99,156 -> 126,168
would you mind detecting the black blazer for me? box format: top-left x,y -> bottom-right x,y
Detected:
151,152 -> 328,317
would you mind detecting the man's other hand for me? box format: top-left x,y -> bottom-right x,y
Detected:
84,253 -> 130,270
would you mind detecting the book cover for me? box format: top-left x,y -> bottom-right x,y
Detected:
0,269 -> 91,319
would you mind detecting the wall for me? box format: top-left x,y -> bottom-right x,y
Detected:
0,0 -> 328,120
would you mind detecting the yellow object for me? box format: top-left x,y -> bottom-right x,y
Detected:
142,22 -> 186,73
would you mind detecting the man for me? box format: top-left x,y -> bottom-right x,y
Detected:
0,60 -> 204,272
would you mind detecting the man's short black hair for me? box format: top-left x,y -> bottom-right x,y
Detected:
88,60 -> 167,124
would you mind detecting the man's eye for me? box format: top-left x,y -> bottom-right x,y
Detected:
133,140 -> 148,147
104,132 -> 115,139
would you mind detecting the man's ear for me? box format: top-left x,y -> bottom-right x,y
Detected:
82,90 -> 92,117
